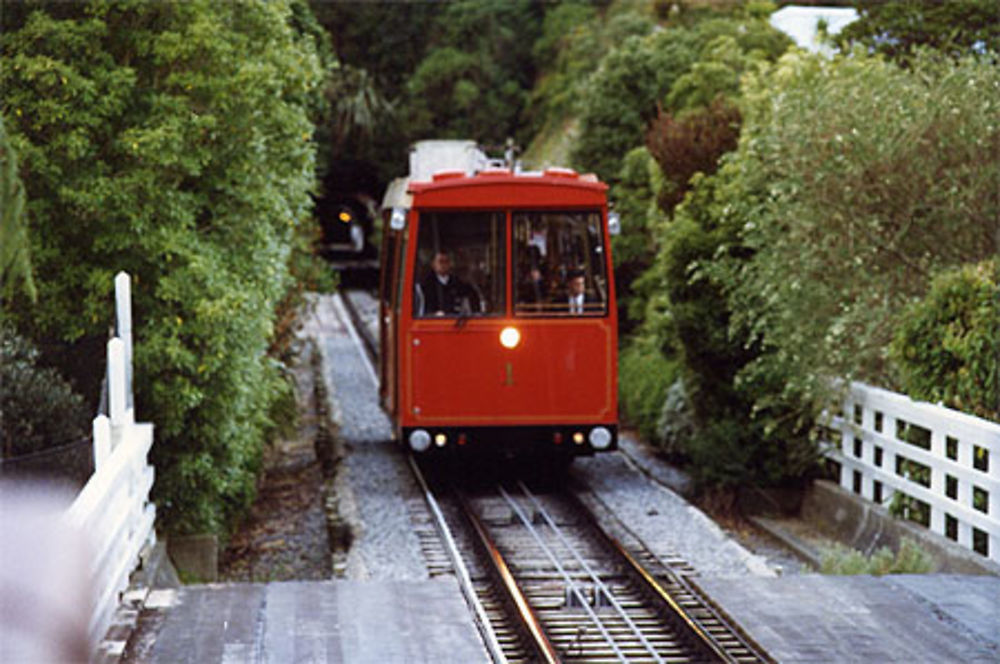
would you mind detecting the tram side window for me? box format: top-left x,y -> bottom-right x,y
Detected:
413,211 -> 505,318
513,210 -> 607,316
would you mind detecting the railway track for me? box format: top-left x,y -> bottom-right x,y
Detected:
338,288 -> 772,663
417,464 -> 772,664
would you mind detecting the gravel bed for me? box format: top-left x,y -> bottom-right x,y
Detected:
615,434 -> 809,576
572,452 -> 777,578
306,294 -> 428,581
217,334 -> 331,583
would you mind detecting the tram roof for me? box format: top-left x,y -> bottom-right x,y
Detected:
381,168 -> 607,212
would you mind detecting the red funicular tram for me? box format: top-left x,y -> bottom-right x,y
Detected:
378,140 -> 619,462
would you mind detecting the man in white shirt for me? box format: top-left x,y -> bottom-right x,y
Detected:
567,269 -> 588,314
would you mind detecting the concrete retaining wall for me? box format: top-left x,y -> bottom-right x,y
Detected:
804,480 -> 1000,575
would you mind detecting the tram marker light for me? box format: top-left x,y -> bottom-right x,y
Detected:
409,429 -> 431,452
434,433 -> 447,448
589,426 -> 612,450
390,207 -> 407,231
573,432 -> 585,445
608,210 -> 621,236
499,326 -> 521,349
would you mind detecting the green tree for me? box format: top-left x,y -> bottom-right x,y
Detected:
1,0 -> 327,535
839,0 -> 1000,61
572,16 -> 789,182
724,50 -> 999,412
402,0 -> 542,146
891,259 -> 1000,422
1,323 -> 88,458
0,115 -> 35,302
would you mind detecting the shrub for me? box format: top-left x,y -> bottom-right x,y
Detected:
646,97 -> 741,211
819,538 -> 934,575
890,259 -> 999,422
619,335 -> 679,444
724,50 -> 1000,415
611,146 -> 662,336
0,323 -> 89,458
572,16 -> 789,182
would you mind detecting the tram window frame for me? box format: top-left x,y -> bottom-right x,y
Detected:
394,233 -> 407,315
381,231 -> 398,308
512,209 -> 608,317
412,211 -> 506,318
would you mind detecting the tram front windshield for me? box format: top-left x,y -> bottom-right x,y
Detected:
412,209 -> 607,318
413,211 -> 505,318
514,210 -> 607,316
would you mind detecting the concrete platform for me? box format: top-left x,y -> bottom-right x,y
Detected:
699,574 -> 1000,663
145,579 -> 488,663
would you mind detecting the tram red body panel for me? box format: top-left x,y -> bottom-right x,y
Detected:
379,160 -> 619,457
404,319 -> 615,426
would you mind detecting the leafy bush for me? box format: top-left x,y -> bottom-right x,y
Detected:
723,50 -> 1000,415
838,0 -> 1000,62
572,16 -> 789,182
611,146 -> 663,336
890,259 -> 999,422
1,324 -> 89,458
1,1 -> 327,536
819,538 -> 934,575
636,49 -> 998,490
401,0 -> 541,146
619,335 -> 678,444
646,97 -> 740,210
1,115 -> 34,302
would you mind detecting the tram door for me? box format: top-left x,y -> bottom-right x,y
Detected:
378,226 -> 405,420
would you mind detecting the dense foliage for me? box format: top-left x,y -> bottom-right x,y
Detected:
839,0 -> 1000,61
1,323 -> 89,458
572,15 -> 790,182
1,0 -> 327,535
0,116 -> 35,302
891,260 -> 1000,423
632,47 -> 1000,487
723,50 -> 1000,412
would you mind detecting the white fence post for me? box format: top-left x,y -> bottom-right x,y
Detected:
114,271 -> 134,420
823,382 -> 1000,564
67,272 -> 156,653
93,414 -> 111,470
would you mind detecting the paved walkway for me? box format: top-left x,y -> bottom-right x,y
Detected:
144,580 -> 488,663
700,573 -> 1000,662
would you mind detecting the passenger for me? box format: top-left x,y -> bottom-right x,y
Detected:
519,264 -> 549,305
564,268 -> 594,314
416,251 -> 481,316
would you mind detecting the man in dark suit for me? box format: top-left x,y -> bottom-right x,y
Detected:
566,268 -> 591,314
416,251 -> 481,316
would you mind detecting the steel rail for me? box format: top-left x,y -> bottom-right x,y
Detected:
408,456 -> 509,664
512,482 -> 665,663
457,490 -> 563,664
496,485 -> 633,663
570,491 -> 758,663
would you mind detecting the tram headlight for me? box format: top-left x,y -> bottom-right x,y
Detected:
409,429 -> 431,453
589,426 -> 612,450
499,326 -> 521,349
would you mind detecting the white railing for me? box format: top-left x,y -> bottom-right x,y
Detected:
64,272 -> 156,649
824,382 -> 1000,563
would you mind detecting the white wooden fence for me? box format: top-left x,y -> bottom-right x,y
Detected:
824,382 -> 1000,563
64,272 -> 156,649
